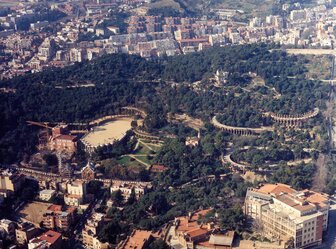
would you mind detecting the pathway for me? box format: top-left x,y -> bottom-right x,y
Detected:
138,139 -> 156,151
123,154 -> 153,168
286,49 -> 336,56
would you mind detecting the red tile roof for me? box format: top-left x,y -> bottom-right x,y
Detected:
48,205 -> 62,212
150,164 -> 168,173
39,230 -> 62,245
123,230 -> 152,249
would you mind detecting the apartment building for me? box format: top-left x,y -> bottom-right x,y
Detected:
82,213 -> 108,249
42,205 -> 77,232
64,180 -> 87,207
0,219 -> 16,241
0,169 -> 25,197
39,189 -> 56,201
244,183 -> 330,248
16,222 -> 40,245
49,134 -> 77,154
110,181 -> 151,201
28,230 -> 62,249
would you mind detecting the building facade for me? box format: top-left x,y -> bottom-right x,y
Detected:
82,213 -> 108,249
0,169 -> 25,197
42,205 -> 76,232
64,180 -> 87,206
244,183 -> 330,248
16,222 -> 40,245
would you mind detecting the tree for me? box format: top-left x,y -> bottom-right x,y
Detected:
87,180 -> 103,195
218,205 -> 245,230
148,239 -> 170,249
127,188 -> 136,205
138,169 -> 150,181
42,153 -> 58,166
99,219 -> 123,243
111,190 -> 124,206
149,193 -> 169,215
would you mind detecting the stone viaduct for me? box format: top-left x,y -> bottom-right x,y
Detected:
266,108 -> 319,127
212,108 -> 319,135
211,116 -> 274,136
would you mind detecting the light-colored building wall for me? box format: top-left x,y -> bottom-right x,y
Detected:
244,184 -> 329,249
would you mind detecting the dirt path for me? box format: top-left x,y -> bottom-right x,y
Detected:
312,153 -> 329,192
127,155 -> 151,168
138,140 -> 155,151
286,49 -> 336,56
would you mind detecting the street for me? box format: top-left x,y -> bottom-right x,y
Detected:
315,201 -> 336,249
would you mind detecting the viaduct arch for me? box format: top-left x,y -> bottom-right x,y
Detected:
266,108 -> 319,127
211,116 -> 273,136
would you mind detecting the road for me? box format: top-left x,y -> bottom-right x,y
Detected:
314,54 -> 336,249
315,201 -> 336,249
286,49 -> 336,56
68,192 -> 104,248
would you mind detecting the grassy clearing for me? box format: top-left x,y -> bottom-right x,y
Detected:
118,156 -> 145,168
304,55 -> 333,80
135,155 -> 154,165
134,145 -> 153,155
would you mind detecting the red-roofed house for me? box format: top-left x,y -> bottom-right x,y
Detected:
170,209 -> 235,249
149,164 -> 168,173
50,134 -> 77,153
117,230 -> 153,249
28,230 -> 62,249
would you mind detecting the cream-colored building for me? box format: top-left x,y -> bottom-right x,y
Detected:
64,180 -> 87,206
39,189 -> 56,201
16,222 -> 40,245
0,169 -> 25,197
67,180 -> 87,197
0,219 -> 16,241
244,183 -> 330,248
110,181 -> 151,201
82,213 -> 108,249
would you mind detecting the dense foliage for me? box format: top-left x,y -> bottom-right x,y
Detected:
0,43 -> 329,246
0,44 -> 328,168
270,163 -> 316,190
231,147 -> 295,166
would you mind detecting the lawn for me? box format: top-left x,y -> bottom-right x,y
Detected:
304,55 -> 333,80
118,156 -> 140,166
134,145 -> 153,155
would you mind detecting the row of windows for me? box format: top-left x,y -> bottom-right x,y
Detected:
304,220 -> 315,227
303,232 -> 315,240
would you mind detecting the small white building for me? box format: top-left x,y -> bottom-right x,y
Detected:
110,181 -> 151,201
64,194 -> 82,207
0,219 -> 16,241
215,69 -> 229,86
64,180 -> 87,206
39,189 -> 56,201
